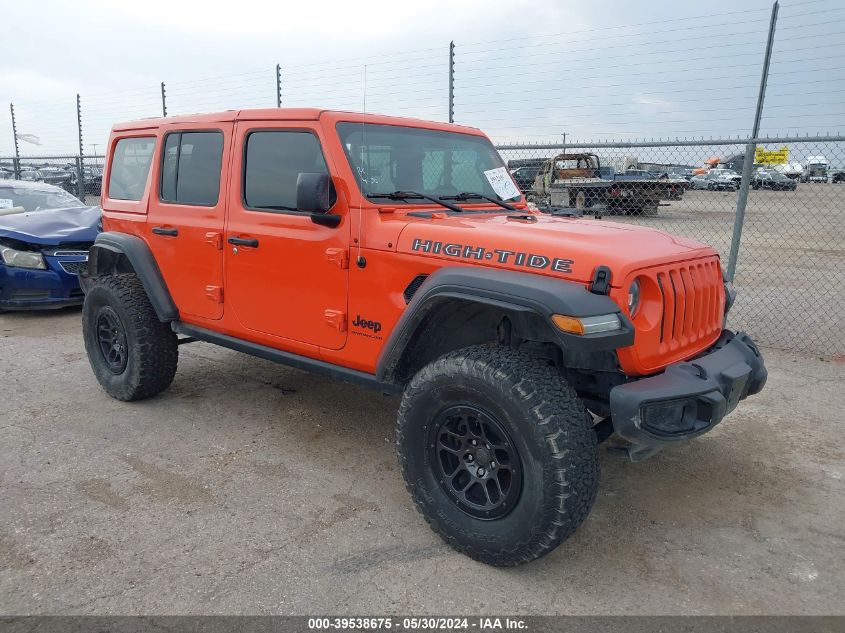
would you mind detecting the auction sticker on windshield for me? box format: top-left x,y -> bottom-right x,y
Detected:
0,199 -> 14,209
483,166 -> 521,201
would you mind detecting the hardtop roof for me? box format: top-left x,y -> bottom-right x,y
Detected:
111,109 -> 484,136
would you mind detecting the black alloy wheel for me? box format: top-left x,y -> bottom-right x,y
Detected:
96,306 -> 128,374
427,405 -> 522,519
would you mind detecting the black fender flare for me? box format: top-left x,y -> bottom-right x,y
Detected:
376,267 -> 634,384
82,232 -> 178,322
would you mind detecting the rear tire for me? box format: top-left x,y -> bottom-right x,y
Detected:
82,274 -> 178,401
396,345 -> 599,566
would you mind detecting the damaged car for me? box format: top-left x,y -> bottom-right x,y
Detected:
0,180 -> 100,310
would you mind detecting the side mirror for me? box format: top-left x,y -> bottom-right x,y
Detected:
296,172 -> 331,213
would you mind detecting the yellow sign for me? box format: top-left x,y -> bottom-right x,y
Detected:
755,146 -> 789,164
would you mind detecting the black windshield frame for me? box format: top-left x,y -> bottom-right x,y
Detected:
336,122 -> 519,204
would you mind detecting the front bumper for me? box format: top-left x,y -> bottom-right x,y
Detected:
0,256 -> 87,310
609,331 -> 767,460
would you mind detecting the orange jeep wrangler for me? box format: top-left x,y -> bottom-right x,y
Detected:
81,109 -> 766,566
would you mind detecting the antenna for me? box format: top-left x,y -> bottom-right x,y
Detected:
355,65 -> 367,269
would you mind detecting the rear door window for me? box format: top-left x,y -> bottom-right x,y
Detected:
108,137 -> 155,201
160,131 -> 224,206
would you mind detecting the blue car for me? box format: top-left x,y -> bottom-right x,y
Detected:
0,180 -> 100,310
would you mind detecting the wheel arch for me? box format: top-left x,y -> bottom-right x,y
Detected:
377,267 -> 633,385
83,232 -> 178,322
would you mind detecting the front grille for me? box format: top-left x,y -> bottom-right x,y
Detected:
53,250 -> 89,257
59,260 -> 88,275
615,255 -> 725,375
655,259 -> 723,353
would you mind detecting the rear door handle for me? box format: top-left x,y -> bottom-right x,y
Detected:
228,236 -> 259,247
152,226 -> 179,237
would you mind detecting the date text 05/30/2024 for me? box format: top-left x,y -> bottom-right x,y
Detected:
307,617 -> 528,630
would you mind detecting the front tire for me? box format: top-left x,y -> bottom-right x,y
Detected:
396,345 -> 599,566
82,274 -> 178,401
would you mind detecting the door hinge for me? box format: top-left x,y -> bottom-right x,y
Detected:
205,232 -> 223,250
324,309 -> 347,332
206,285 -> 223,303
325,248 -> 349,269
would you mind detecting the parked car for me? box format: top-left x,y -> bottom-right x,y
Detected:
0,180 -> 100,310
708,169 -> 741,187
19,169 -> 44,182
39,166 -> 74,188
509,165 -> 541,192
63,165 -> 104,197
689,174 -> 710,190
612,169 -> 686,201
617,169 -> 657,179
752,170 -> 797,191
690,170 -> 738,191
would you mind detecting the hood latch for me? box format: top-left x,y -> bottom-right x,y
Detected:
590,265 -> 612,295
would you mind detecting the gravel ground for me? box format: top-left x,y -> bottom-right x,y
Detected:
1,308 -> 843,615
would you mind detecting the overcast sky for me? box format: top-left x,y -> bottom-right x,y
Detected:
2,0 -> 844,157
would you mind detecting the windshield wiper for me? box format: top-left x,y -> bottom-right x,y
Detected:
439,192 -> 517,211
367,191 -> 465,213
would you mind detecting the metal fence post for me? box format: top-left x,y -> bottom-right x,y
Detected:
448,41 -> 455,123
727,0 -> 779,281
9,102 -> 20,179
161,82 -> 168,117
276,64 -> 282,108
76,94 -> 85,199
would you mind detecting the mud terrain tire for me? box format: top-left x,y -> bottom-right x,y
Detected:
396,345 -> 599,566
83,274 -> 178,401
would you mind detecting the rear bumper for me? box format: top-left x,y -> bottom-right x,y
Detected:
609,331 -> 767,460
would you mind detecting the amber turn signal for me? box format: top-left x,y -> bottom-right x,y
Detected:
551,313 -> 623,335
551,314 -> 585,334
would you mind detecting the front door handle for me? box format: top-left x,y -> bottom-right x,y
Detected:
152,226 -> 178,237
228,236 -> 259,247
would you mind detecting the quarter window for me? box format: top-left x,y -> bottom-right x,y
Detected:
244,131 -> 328,211
160,131 -> 224,206
108,137 -> 155,201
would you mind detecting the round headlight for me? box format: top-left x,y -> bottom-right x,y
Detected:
627,279 -> 641,317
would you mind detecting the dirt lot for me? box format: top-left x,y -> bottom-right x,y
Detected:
601,184 -> 845,357
1,308 -> 843,615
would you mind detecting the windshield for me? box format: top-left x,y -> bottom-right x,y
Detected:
0,185 -> 85,213
336,122 -> 518,202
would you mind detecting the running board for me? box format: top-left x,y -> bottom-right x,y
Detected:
171,322 -> 402,394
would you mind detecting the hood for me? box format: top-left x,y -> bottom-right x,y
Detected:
0,206 -> 101,246
396,212 -> 716,286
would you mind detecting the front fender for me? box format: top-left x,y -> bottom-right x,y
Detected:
377,266 -> 633,384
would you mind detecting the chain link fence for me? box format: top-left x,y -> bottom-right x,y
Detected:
0,154 -> 105,205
